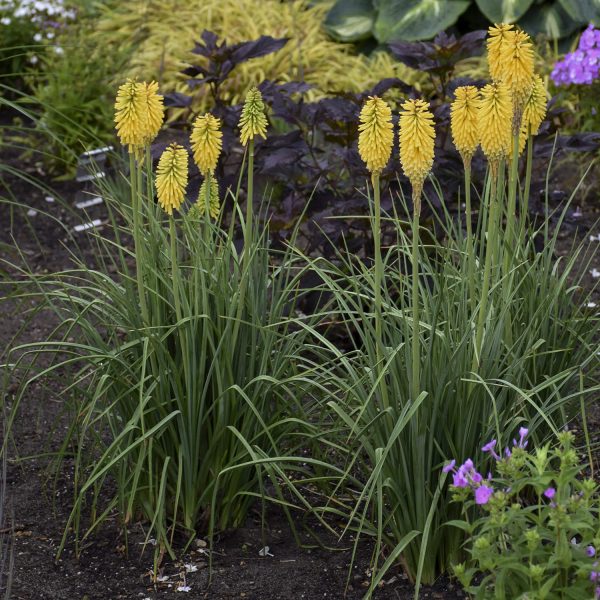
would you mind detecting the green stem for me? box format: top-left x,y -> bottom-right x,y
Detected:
130,153 -> 149,326
473,170 -> 499,371
372,175 -> 388,409
411,198 -> 420,401
503,132 -> 520,277
464,163 -> 476,316
521,128 -> 533,244
232,139 -> 255,349
244,139 -> 254,256
169,215 -> 182,324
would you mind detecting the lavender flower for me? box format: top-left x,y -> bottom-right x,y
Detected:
544,487 -> 556,500
482,439 -> 501,460
588,546 -> 597,557
443,459 -> 456,473
552,25 -> 600,86
475,485 -> 494,505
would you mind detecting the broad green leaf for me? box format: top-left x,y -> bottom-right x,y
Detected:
558,0 -> 600,24
324,0 -> 376,42
475,0 -> 535,23
373,0 -> 470,42
519,2 -> 580,38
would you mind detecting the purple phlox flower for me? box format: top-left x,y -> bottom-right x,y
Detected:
463,459 -> 474,471
471,471 -> 483,484
518,427 -> 528,448
504,447 -> 511,458
482,439 -> 501,461
443,459 -> 456,473
453,470 -> 469,488
544,487 -> 556,500
588,546 -> 597,557
591,570 -> 599,582
475,484 -> 494,505
595,585 -> 600,599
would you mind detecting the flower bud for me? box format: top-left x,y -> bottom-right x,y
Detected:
155,143 -> 188,215
450,86 -> 480,168
191,113 -> 223,175
239,87 -> 268,146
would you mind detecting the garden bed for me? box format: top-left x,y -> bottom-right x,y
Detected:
2,142 -> 600,599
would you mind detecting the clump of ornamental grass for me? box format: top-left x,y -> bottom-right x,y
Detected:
2,82 -> 318,565
289,24 -> 599,596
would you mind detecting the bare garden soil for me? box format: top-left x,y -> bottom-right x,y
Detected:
2,145 -> 600,599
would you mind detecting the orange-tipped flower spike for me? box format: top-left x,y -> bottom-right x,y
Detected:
399,98 -> 435,214
155,143 -> 188,216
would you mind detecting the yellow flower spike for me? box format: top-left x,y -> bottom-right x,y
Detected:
518,75 -> 547,154
190,113 -> 223,175
358,96 -> 394,175
239,87 -> 268,146
487,23 -> 514,83
114,79 -> 148,151
399,98 -> 435,212
141,81 -> 164,146
450,86 -> 480,168
500,29 -> 535,128
478,82 -> 513,179
155,143 -> 188,216
192,176 -> 220,220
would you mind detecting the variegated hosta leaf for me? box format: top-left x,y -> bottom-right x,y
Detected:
324,0 -> 376,42
475,0 -> 534,23
373,0 -> 469,42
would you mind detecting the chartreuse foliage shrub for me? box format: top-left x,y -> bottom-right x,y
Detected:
289,23 -> 599,593
91,0 -> 417,108
3,81 -> 320,562
448,430 -> 600,599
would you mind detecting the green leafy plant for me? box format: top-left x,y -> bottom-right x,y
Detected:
449,430 -> 600,599
26,23 -> 124,175
2,133 -> 318,565
324,0 -> 600,43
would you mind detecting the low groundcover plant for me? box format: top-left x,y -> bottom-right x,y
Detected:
447,430 -> 600,599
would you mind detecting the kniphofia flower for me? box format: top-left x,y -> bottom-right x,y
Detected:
358,96 -> 393,176
198,176 -> 220,220
155,143 -> 188,215
114,79 -> 148,151
450,86 -> 480,168
500,29 -> 535,129
487,23 -> 514,83
190,113 -> 223,175
239,87 -> 268,146
519,75 -> 547,153
399,98 -> 435,211
140,81 -> 164,145
478,82 -> 513,179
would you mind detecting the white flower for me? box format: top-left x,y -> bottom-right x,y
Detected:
53,45 -> 63,55
0,17 -> 11,25
33,32 -> 42,42
176,585 -> 191,593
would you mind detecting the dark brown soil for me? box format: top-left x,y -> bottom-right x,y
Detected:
2,138 -> 600,600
